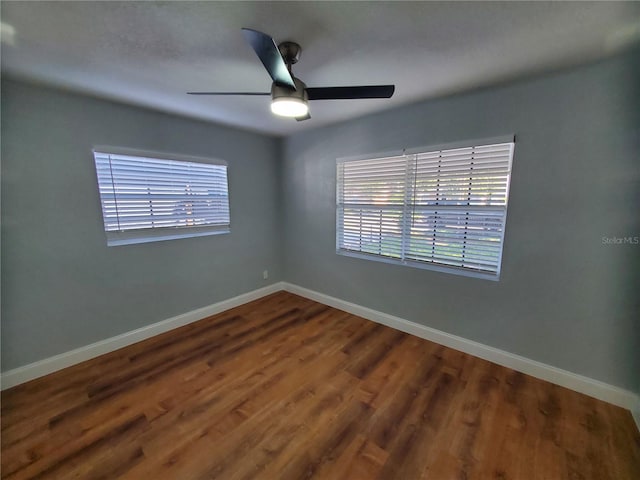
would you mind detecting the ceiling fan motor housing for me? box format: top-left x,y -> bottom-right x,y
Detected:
278,41 -> 301,66
271,76 -> 308,102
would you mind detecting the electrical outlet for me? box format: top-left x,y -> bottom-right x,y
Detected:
263,270 -> 269,280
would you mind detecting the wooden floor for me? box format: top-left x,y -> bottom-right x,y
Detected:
2,292 -> 639,479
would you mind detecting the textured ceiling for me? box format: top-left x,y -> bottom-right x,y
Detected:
2,1 -> 639,136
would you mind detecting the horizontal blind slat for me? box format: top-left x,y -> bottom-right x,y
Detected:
337,141 -> 514,276
94,152 -> 230,237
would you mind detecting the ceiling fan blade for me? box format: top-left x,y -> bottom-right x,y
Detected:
241,28 -> 296,89
296,113 -> 311,122
187,92 -> 270,96
306,85 -> 395,100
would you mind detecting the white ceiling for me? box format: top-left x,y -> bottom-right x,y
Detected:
2,1 -> 639,136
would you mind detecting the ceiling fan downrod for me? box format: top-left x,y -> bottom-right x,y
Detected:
278,41 -> 301,73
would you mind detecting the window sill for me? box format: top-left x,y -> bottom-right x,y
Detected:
337,249 -> 501,281
106,226 -> 230,247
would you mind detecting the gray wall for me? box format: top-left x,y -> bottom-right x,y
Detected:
282,51 -> 640,393
3,51 -> 638,394
1,79 -> 282,370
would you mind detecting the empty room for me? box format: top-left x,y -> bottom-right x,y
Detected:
1,1 -> 639,479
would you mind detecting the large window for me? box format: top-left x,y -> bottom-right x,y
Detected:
336,139 -> 515,280
93,148 -> 230,246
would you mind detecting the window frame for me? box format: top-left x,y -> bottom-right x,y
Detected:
92,146 -> 231,247
336,136 -> 515,281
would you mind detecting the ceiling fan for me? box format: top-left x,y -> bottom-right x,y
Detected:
188,28 -> 395,121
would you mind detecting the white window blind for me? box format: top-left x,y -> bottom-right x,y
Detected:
93,150 -> 230,246
337,141 -> 514,279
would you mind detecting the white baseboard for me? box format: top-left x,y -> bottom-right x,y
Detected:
633,398 -> 640,432
0,282 -> 286,390
2,280 -> 638,433
282,282 -> 640,426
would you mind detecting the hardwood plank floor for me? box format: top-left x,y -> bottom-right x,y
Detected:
2,291 -> 639,479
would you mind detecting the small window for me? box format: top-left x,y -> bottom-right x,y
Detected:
336,139 -> 515,280
93,148 -> 230,246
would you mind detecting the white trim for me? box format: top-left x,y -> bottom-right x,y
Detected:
3,279 -> 639,434
281,282 -> 640,415
0,282 -> 285,390
632,398 -> 640,433
106,225 -> 229,247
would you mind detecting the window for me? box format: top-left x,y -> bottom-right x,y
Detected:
336,139 -> 515,280
93,148 -> 230,246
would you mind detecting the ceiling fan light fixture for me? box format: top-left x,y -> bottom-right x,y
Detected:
270,77 -> 309,118
271,97 -> 309,117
